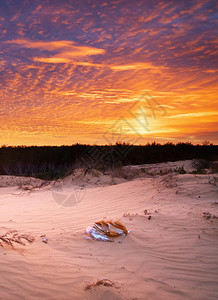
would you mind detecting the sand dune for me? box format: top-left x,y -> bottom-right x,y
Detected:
0,162 -> 218,299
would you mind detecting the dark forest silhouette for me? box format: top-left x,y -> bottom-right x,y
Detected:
0,143 -> 217,179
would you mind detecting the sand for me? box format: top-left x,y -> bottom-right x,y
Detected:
0,161 -> 218,299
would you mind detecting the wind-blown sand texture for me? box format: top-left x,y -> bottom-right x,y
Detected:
0,161 -> 218,299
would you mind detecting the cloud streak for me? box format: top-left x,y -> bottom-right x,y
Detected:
6,38 -> 105,64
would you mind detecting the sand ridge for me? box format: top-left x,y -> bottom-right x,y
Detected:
0,162 -> 218,299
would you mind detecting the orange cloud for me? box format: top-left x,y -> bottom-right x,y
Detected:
33,57 -> 72,63
167,112 -> 218,119
110,62 -> 167,72
6,39 -> 105,62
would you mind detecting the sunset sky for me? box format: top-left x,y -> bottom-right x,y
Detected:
0,0 -> 217,146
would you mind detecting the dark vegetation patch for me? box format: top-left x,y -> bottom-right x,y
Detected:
0,143 -> 217,180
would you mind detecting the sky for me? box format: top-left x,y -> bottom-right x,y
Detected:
0,0 -> 217,146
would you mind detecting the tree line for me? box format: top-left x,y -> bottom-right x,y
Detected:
0,142 -> 217,179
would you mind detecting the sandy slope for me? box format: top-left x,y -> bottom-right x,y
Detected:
0,168 -> 218,299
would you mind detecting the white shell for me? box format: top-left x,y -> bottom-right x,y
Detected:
85,226 -> 93,234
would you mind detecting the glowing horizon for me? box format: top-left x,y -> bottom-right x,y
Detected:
0,0 -> 217,146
